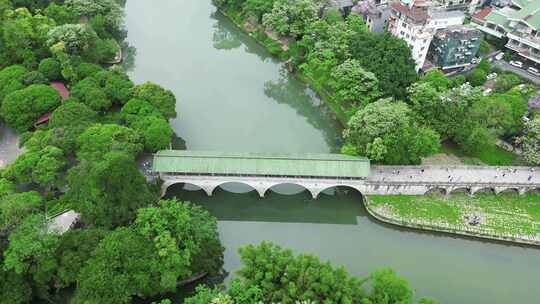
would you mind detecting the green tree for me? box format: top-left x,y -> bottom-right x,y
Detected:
64,0 -> 124,39
478,39 -> 489,56
520,116 -> 540,165
262,0 -> 320,38
76,123 -> 143,161
131,82 -> 177,119
330,59 -> 380,107
494,73 -> 521,93
467,68 -> 487,87
92,70 -> 134,104
75,200 -> 223,303
22,71 -> 47,85
0,268 -> 32,304
53,228 -> 108,289
0,178 -> 16,197
70,77 -> 111,112
0,191 -> 41,236
73,227 -> 157,304
0,65 -> 27,106
47,24 -> 99,57
3,214 -> 61,297
369,268 -> 413,304
132,115 -> 173,151
120,98 -> 161,124
234,242 -> 367,303
49,101 -> 97,130
1,8 -> 55,67
344,98 -> 440,164
418,70 -> 451,91
134,200 -> 224,285
1,84 -> 61,132
243,0 -> 275,23
476,58 -> 491,73
67,151 -> 152,227
43,3 -> 78,25
4,145 -> 67,191
349,31 -> 417,99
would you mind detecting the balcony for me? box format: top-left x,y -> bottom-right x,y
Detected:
506,41 -> 540,64
507,31 -> 540,50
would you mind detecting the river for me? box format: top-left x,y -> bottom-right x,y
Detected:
124,1 -> 540,303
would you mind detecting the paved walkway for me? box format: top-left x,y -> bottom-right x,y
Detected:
369,165 -> 539,186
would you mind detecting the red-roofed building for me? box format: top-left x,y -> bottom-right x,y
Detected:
49,82 -> 70,100
34,112 -> 52,128
472,7 -> 492,23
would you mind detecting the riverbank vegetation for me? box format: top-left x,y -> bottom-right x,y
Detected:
214,0 -> 539,166
0,0 -> 439,303
368,194 -> 540,244
183,242 -> 439,304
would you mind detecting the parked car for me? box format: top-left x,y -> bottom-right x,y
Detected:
495,52 -> 504,61
471,57 -> 480,64
487,73 -> 498,80
510,60 -> 523,68
527,67 -> 540,76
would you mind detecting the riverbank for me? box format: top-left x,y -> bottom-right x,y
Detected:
217,9 -> 349,125
365,194 -> 540,246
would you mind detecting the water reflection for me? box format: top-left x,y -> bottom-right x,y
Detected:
165,184 -> 363,225
263,68 -> 343,150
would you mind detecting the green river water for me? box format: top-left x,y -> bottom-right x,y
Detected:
125,1 -> 540,303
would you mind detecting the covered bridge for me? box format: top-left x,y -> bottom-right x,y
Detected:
152,150 -> 370,179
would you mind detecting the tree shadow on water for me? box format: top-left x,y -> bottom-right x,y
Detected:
263,68 -> 343,151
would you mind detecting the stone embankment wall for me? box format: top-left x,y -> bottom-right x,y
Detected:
363,198 -> 540,246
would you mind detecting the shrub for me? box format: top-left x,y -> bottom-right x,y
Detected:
38,58 -> 62,81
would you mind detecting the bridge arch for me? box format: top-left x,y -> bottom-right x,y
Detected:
448,187 -> 470,195
472,187 -> 496,195
314,184 -> 363,199
263,182 -> 317,199
425,187 -> 447,196
526,188 -> 540,194
212,181 -> 265,197
161,180 -> 211,197
497,187 -> 520,195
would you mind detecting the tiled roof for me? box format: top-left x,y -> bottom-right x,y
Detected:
472,7 -> 493,21
391,1 -> 428,22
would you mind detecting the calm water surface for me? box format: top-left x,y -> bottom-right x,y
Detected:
125,1 -> 540,303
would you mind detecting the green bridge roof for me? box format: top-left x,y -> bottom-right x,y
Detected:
153,150 -> 370,178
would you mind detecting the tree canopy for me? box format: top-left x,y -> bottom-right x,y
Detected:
1,84 -> 61,132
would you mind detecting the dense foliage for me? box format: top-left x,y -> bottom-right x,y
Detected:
185,242 -> 438,304
0,0 -> 195,302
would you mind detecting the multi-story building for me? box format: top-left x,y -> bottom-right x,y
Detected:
433,0 -> 483,14
352,0 -> 392,32
472,0 -> 540,64
388,0 -> 465,71
428,25 -> 482,69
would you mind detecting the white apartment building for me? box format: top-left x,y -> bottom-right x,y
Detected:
388,0 -> 465,71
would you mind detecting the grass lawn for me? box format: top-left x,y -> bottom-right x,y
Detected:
369,193 -> 540,239
441,141 -> 519,166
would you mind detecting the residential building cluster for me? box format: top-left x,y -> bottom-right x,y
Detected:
472,0 -> 540,65
348,0 -> 537,74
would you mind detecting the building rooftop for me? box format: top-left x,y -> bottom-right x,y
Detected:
391,1 -> 429,22
49,81 -> 70,100
152,150 -> 370,178
472,7 -> 493,21
482,0 -> 540,30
